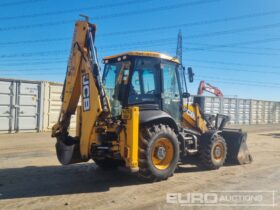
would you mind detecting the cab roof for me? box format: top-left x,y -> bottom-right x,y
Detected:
103,51 -> 180,64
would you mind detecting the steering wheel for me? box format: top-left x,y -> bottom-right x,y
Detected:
146,90 -> 155,94
129,85 -> 138,96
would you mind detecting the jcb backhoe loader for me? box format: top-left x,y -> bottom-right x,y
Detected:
52,18 -> 252,181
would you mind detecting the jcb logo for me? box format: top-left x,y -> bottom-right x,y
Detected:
82,74 -> 90,111
183,108 -> 195,120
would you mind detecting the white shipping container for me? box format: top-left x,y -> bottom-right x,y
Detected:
42,82 -> 77,131
0,78 -> 43,133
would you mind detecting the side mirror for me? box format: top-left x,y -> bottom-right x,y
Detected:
187,67 -> 194,83
182,92 -> 190,98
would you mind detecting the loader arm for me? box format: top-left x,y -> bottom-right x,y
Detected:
52,20 -> 110,159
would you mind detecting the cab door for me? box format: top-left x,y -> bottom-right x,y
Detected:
161,61 -> 181,122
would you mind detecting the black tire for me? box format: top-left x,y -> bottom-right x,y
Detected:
199,131 -> 227,170
94,158 -> 124,170
138,124 -> 179,181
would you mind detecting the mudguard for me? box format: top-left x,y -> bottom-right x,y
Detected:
139,110 -> 179,133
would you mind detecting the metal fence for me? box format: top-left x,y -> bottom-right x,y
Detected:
0,78 -> 279,133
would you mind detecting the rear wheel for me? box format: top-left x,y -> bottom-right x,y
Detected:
138,124 -> 179,181
199,131 -> 227,169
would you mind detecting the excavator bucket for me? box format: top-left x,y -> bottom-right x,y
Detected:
55,136 -> 85,165
221,129 -> 253,165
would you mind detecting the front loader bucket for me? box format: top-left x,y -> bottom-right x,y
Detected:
55,136 -> 85,165
222,129 -> 253,165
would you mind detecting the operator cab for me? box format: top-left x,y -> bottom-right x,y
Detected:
102,51 -> 189,122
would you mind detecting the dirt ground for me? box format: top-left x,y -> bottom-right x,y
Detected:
0,124 -> 279,210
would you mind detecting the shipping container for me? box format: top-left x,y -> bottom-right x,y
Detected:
42,82 -> 77,131
0,78 -> 43,133
185,96 -> 279,125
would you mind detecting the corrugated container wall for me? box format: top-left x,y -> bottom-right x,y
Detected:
185,96 -> 280,125
42,82 -> 77,131
0,78 -> 43,133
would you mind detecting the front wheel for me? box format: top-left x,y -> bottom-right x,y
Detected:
199,131 -> 227,170
138,124 -> 179,181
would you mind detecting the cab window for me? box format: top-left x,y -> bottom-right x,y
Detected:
128,58 -> 160,105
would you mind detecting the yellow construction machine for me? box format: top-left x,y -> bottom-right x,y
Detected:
52,17 -> 252,181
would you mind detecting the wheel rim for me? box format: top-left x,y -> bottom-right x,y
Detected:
151,138 -> 174,170
213,142 -> 225,160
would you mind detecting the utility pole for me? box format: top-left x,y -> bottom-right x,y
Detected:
176,29 -> 182,65
176,30 -> 185,90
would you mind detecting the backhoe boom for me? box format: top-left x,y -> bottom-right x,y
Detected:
52,20 -> 110,159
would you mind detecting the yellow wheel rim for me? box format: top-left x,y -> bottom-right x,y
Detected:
213,142 -> 225,160
151,138 -> 174,170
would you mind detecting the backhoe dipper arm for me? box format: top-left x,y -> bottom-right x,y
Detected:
197,80 -> 224,97
52,20 -> 110,141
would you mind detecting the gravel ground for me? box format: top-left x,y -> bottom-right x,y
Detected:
0,124 -> 279,210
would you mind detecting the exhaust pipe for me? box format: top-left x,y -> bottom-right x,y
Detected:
222,129 -> 253,165
55,135 -> 86,165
